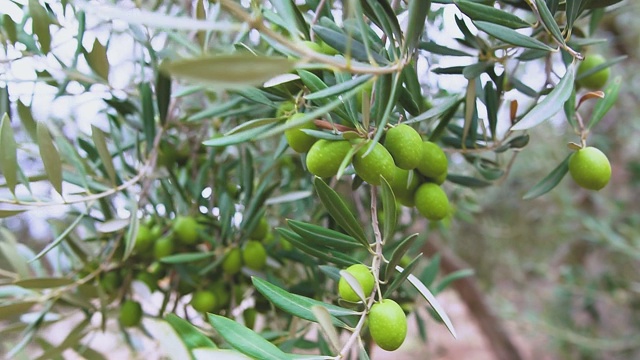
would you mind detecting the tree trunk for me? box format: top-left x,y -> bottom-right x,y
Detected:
420,237 -> 523,360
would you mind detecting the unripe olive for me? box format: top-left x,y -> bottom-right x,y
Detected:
577,54 -> 610,90
222,248 -> 243,275
384,124 -> 423,170
242,240 -> 267,270
353,142 -> 396,185
414,183 -> 450,221
416,141 -> 448,179
306,140 -> 352,178
284,113 -> 318,153
368,299 -> 407,351
190,290 -> 217,313
119,300 -> 143,328
568,146 -> 611,190
173,216 -> 200,245
338,264 -> 375,302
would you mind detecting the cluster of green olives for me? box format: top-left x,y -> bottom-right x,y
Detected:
284,113 -> 450,221
338,264 -> 407,352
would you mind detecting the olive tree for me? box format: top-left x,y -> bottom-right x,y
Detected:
0,0 -> 625,358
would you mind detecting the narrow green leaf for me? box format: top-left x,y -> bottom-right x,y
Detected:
91,125 -> 117,185
276,228 -> 360,267
379,177 -> 396,244
314,177 -> 369,249
85,38 -> 109,81
405,271 -> 457,339
384,234 -> 419,281
384,254 -> 421,297
165,313 -> 216,351
287,220 -> 363,251
474,21 -> 554,51
161,55 -> 294,88
435,269 -> 474,293
523,154 -> 571,200
2,14 -> 18,44
17,101 -> 37,141
140,82 -> 156,154
565,0 -> 584,32
0,229 -> 30,277
14,277 -> 75,289
455,0 -> 530,29
156,68 -> 172,125
270,0 -> 308,39
534,0 -> 565,48
418,41 -> 473,56
406,95 -> 463,124
484,81 -> 498,139
420,254 -> 441,287
0,302 -> 37,320
29,0 -> 51,54
446,174 -> 492,188
207,315 -> 290,360
404,0 -> 431,53
313,26 -> 388,64
511,66 -> 575,131
31,212 -> 85,261
304,75 -> 373,101
588,76 -> 621,130
564,85 -> 577,130
253,277 -> 356,324
144,318 -> 192,359
311,306 -> 341,353
160,252 -> 215,264
36,122 -> 63,195
203,123 -> 277,147
463,61 -> 491,79
123,201 -> 138,261
0,113 -> 18,194
193,349 -> 252,360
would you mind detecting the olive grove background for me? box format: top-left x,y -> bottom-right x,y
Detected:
0,0 -> 639,359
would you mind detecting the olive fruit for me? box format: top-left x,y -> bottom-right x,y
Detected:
100,271 -> 122,294
222,248 -> 243,275
249,216 -> 270,240
173,216 -> 199,245
306,140 -> 352,178
414,183 -> 450,221
153,236 -> 174,259
276,101 -> 296,118
242,240 -> 267,270
302,40 -> 323,53
368,299 -> 407,351
416,141 -> 448,179
577,54 -> 610,90
353,142 -> 396,185
568,146 -> 611,190
134,224 -> 155,253
119,300 -> 143,328
284,113 -> 318,153
190,290 -> 217,313
384,124 -> 423,170
338,264 -> 375,302
388,168 -> 421,207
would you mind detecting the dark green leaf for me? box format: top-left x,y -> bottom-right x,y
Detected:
418,41 -> 473,56
455,0 -> 530,29
36,122 -> 62,195
314,177 -> 369,249
140,82 -> 155,155
2,14 -> 18,44
523,154 -> 570,200
0,302 -> 37,320
17,101 -> 37,141
313,25 -> 388,64
463,61 -> 491,79
588,76 -> 621,130
270,0 -> 308,39
29,0 -> 51,54
565,0 -> 583,32
404,0 -> 431,53
535,0 -> 565,48
160,252 -> 215,264
484,81 -> 498,139
384,234 -> 419,281
287,220 -> 363,251
304,74 -> 373,101
406,272 -> 457,338
435,269 -> 474,293
0,113 -> 19,194
156,68 -> 172,125
203,123 -> 277,147
91,125 -> 117,185
446,174 -> 492,188
384,254 -> 421,297
474,21 -> 554,51
511,66 -> 575,130
276,228 -> 360,267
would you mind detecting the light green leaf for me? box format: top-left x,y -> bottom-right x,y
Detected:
474,21 -> 554,52
85,38 -> 109,81
304,74 -> 373,101
287,220 -> 362,251
379,177 -> 396,244
404,0 -> 431,53
208,313 -> 293,360
523,154 -> 570,200
311,306 -> 341,353
193,349 -> 252,360
0,113 -> 18,195
405,270 -> 457,339
31,212 -> 85,262
384,233 -> 419,281
160,252 -> 215,264
0,302 -> 37,320
14,277 -> 75,289
144,318 -> 192,360
37,122 -> 63,195
435,269 -> 474,293
511,66 -> 575,131
161,55 -> 294,88
165,313 -> 217,351
123,200 -> 138,261
91,125 -> 117,185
